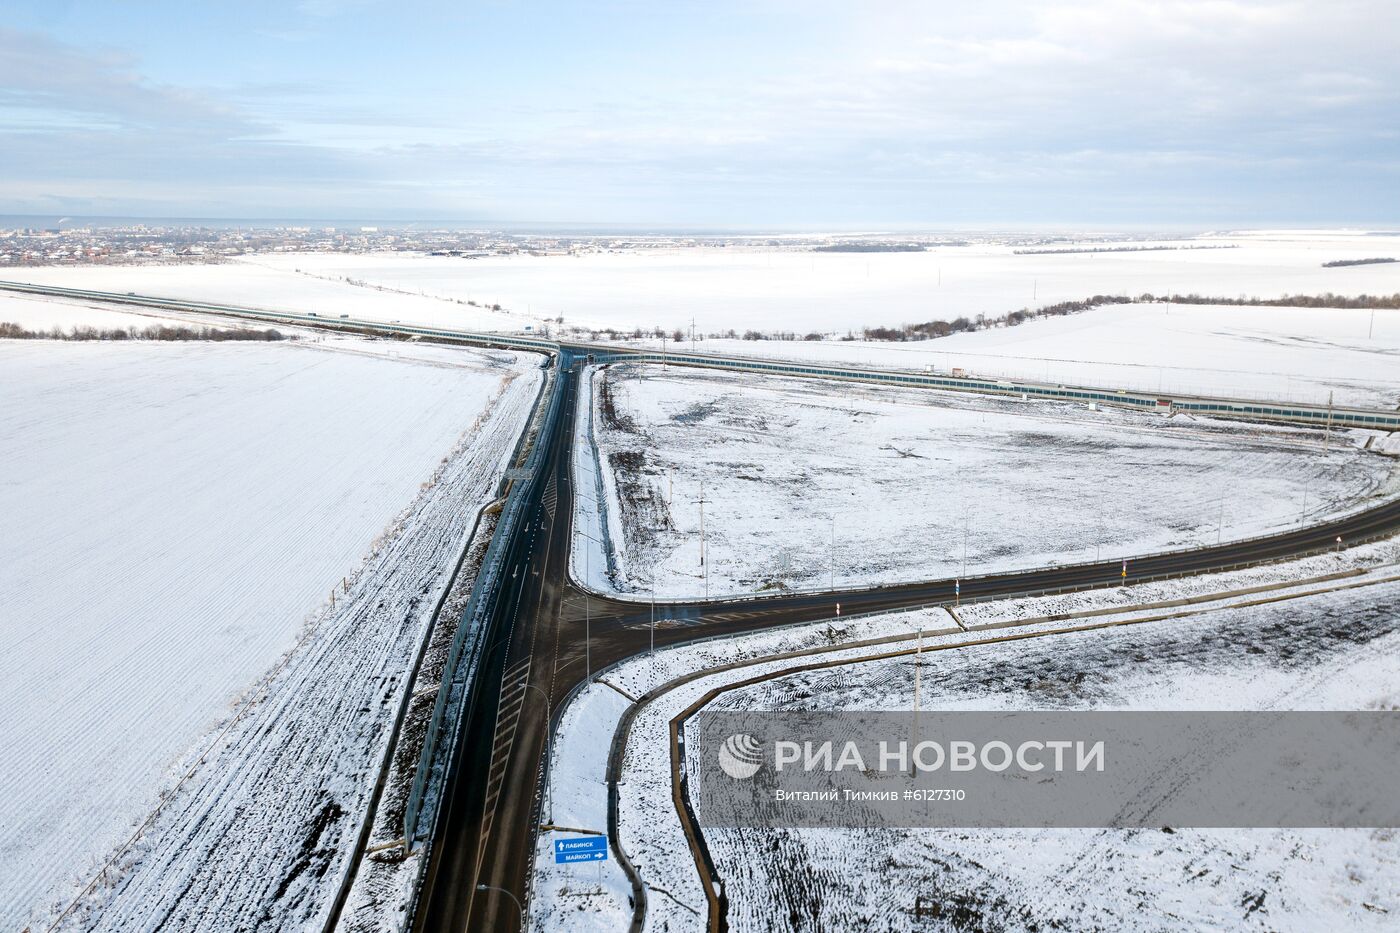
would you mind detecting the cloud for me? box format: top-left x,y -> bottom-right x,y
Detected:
2,2 -> 1398,224
0,28 -> 261,134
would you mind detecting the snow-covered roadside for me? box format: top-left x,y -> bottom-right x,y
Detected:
694,581 -> 1400,932
597,301 -> 1400,410
574,362 -> 1400,600
529,607 -> 957,932
0,339 -> 543,931
569,361 -> 621,595
529,535 -> 1400,931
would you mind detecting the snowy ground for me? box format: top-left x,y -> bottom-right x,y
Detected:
572,362 -> 1399,600
528,538 -> 1400,932
605,301 -> 1400,410
3,259 -> 525,332
0,338 -> 542,930
0,290 -> 182,330
238,230 -> 1400,337
9,230 -> 1400,409
694,581 -> 1400,932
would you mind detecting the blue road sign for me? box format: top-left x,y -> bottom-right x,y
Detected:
554,836 -> 608,864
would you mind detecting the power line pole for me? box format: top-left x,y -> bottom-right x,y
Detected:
829,513 -> 836,591
694,483 -> 710,600
1324,390 -> 1335,453
961,513 -> 969,579
913,627 -> 922,739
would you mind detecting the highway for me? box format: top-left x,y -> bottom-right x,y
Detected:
3,279 -> 1399,431
411,354 -> 1400,932
6,280 -> 1397,930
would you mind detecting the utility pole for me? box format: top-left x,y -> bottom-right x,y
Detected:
1217,497 -> 1225,545
1369,309 -> 1375,340
694,483 -> 710,600
1324,390 -> 1335,452
961,514 -> 969,579
579,529 -> 604,681
913,627 -> 922,721
830,513 -> 836,591
650,582 -> 656,655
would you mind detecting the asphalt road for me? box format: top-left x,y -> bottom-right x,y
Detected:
3,281 -> 1390,930
414,360 -> 1400,933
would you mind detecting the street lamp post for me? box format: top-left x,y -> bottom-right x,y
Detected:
523,683 -> 553,825
476,884 -> 523,931
576,528 -> 605,681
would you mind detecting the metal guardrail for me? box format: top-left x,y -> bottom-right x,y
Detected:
4,280 -> 1398,431
401,356 -> 566,849
592,352 -> 1400,430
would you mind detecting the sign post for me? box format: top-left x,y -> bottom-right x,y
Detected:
553,836 -> 608,864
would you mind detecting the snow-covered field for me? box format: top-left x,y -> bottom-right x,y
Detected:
573,362 -> 1399,600
528,537 -> 1400,931
0,290 -> 179,330
8,230 -> 1400,408
694,581 -> 1400,932
607,300 -> 1400,410
0,338 -> 542,930
239,230 -> 1400,336
3,259 -> 524,331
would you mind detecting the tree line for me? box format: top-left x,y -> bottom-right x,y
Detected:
853,292 -> 1400,342
0,322 -> 290,341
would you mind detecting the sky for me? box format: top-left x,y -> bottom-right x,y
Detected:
2,0 -> 1398,228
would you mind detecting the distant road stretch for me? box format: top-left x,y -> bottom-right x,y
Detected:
3,280 -> 1399,431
